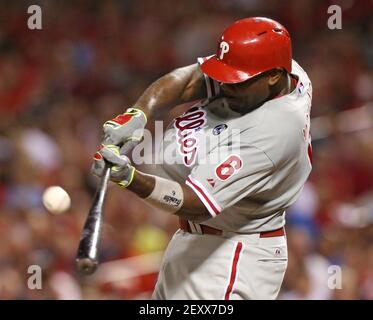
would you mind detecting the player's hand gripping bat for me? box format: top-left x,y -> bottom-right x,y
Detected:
76,142 -> 135,275
76,109 -> 143,275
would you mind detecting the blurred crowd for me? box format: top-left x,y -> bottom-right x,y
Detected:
0,0 -> 372,299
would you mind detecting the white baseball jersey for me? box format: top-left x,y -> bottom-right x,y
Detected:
158,59 -> 312,234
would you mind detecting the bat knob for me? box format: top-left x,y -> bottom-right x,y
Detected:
76,258 -> 98,275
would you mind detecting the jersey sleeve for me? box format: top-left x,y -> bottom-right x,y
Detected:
197,56 -> 220,99
186,144 -> 274,217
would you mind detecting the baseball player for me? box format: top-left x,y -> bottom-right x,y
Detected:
92,17 -> 313,299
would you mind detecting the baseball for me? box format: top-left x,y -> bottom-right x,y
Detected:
42,186 -> 71,214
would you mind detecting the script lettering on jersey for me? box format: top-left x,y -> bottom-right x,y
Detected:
174,107 -> 207,167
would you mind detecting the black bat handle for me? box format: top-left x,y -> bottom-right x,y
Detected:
76,164 -> 111,275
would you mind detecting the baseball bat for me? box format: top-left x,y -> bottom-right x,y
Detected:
76,163 -> 111,275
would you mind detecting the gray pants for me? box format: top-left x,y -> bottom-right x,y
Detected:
152,228 -> 288,300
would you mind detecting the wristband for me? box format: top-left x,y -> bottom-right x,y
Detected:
145,176 -> 184,214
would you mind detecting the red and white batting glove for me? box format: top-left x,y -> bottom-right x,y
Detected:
91,145 -> 135,188
102,108 -> 147,155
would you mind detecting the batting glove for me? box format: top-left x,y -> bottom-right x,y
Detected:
102,108 -> 147,155
91,145 -> 135,188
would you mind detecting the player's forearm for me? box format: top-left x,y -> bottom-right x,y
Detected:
128,170 -> 210,222
132,64 -> 205,119
127,170 -> 155,198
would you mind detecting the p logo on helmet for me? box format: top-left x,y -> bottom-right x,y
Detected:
219,41 -> 230,60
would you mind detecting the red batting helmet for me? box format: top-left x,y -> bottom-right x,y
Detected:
200,17 -> 292,84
